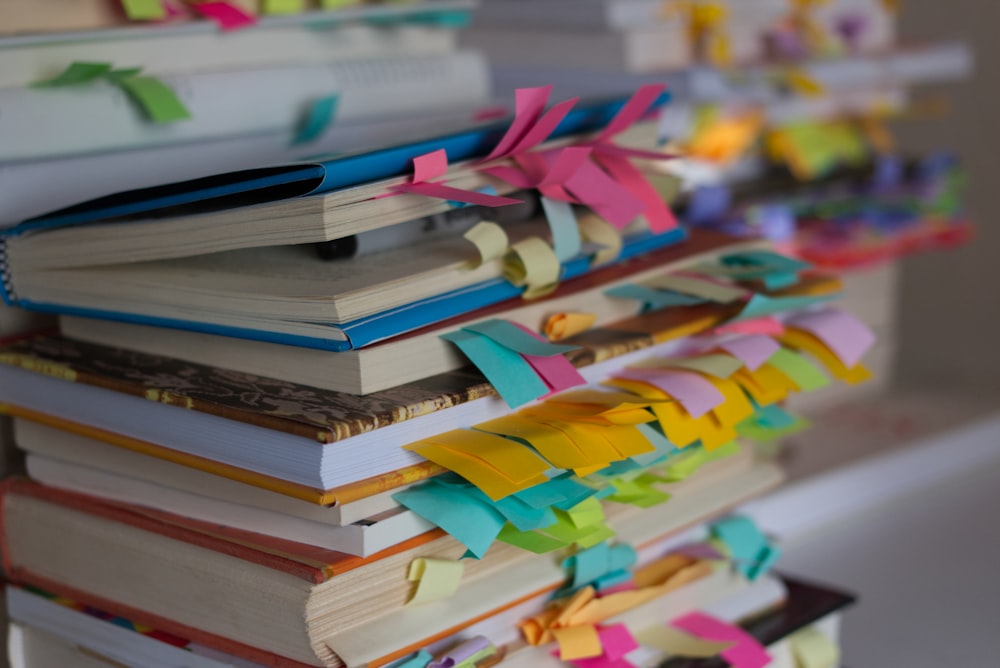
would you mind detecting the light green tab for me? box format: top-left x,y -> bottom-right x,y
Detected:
666,354 -> 744,378
264,0 -> 306,13
497,524 -> 569,554
121,0 -> 166,19
767,348 -> 829,392
32,62 -> 113,87
115,75 -> 191,123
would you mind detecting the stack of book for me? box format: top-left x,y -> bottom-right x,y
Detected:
0,0 -> 489,225
0,84 -> 874,667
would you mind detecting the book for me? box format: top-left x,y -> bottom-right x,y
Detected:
0,273 -> 840,492
40,218 -> 691,354
0,454 -> 782,667
462,23 -> 691,74
55,231 -> 754,392
0,22 -> 459,89
0,50 -> 491,163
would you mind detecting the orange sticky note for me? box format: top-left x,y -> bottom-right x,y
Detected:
552,625 -> 604,660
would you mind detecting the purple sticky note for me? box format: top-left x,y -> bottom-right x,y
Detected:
719,335 -> 781,371
789,309 -> 876,368
428,636 -> 492,668
615,368 -> 724,418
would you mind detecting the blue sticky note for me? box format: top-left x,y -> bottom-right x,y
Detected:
458,484 -> 558,532
393,483 -> 507,559
635,423 -> 678,461
514,475 -> 598,510
720,250 -> 812,277
711,515 -> 776,580
462,320 -> 578,357
294,94 -> 339,145
440,330 -> 549,408
755,404 -> 799,429
686,185 -> 731,225
733,292 -> 838,322
594,569 -> 633,591
540,196 -> 582,262
563,541 -> 611,588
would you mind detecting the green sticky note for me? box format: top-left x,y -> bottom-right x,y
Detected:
121,0 -> 166,19
734,292 -> 838,323
767,348 -> 829,392
320,0 -> 361,7
559,497 -> 604,529
265,0 -> 305,13
32,62 -> 113,88
497,524 -> 569,554
115,75 -> 191,124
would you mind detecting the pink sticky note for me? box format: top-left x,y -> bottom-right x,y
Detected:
615,369 -> 724,418
597,624 -> 639,662
595,152 -> 677,233
392,182 -> 523,208
509,97 -> 579,156
670,612 -> 771,668
474,105 -> 509,122
191,1 -> 256,29
596,84 -> 666,143
484,86 -> 551,161
412,149 -> 449,184
563,159 -> 645,229
712,316 -> 785,337
512,324 -> 587,394
789,308 -> 876,368
719,335 -> 781,371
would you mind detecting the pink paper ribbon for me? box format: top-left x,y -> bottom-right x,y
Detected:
670,611 -> 772,668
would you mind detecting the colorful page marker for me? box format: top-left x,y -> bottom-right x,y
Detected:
541,197 -> 583,262
428,636 -> 492,668
647,273 -> 747,303
789,625 -> 840,668
503,237 -> 562,298
32,62 -> 113,87
294,94 -> 339,145
605,284 -> 706,311
440,330 -> 549,408
663,354 -> 744,378
407,558 -> 464,606
553,625 -> 604,660
578,214 -> 624,266
670,612 -> 772,668
464,221 -> 509,267
463,320 -> 578,357
710,515 -> 780,580
718,335 -> 781,371
635,626 -> 733,657
121,0 -> 167,20
545,312 -> 597,341
395,650 -> 433,668
392,484 -> 506,559
788,308 -> 876,367
733,292 -> 838,323
263,0 -> 305,13
115,75 -> 191,123
616,369 -> 725,418
191,1 -> 258,29
765,348 -> 830,392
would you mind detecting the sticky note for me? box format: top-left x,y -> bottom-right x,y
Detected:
670,612 -> 771,668
564,542 -> 612,588
646,273 -> 748,303
514,475 -> 597,510
541,197 -> 582,262
780,330 -> 872,384
393,483 -> 507,559
788,309 -> 875,368
475,415 -> 593,470
578,214 -> 623,266
122,0 -> 167,19
661,354 -> 744,378
485,85 -> 552,161
712,316 -> 785,336
784,67 -> 826,96
789,626 -> 840,668
545,312 -> 597,342
405,429 -> 551,501
733,292 -> 838,323
553,625 -> 603,660
765,348 -> 830,393
394,182 -> 523,208
464,320 -> 578,357
293,94 -> 338,145
497,524 -> 570,553
429,637 -> 492,668
191,1 -> 257,29
407,558 -> 464,605
595,624 -> 639,661
394,649 -> 433,668
440,330 -> 549,408
562,159 -> 646,230
711,515 -> 781,580
464,222 -> 509,267
719,335 -> 780,371
595,151 -> 678,233
560,497 -> 605,530
615,369 -> 724,418
263,0 -> 305,13
32,62 -> 113,87
545,514 -> 616,549
660,442 -> 740,482
635,626 -> 733,657
114,75 -> 191,124
606,284 -> 705,312
503,237 -> 562,298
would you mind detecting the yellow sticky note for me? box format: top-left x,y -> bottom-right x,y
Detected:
474,415 -> 592,470
406,558 -> 464,605
577,213 -> 623,266
784,68 -> 826,97
503,237 -> 560,298
704,376 -> 755,427
690,412 -> 738,452
464,221 -> 509,267
544,312 -> 597,342
602,424 -> 657,458
538,420 -> 621,465
635,626 -> 734,657
789,625 -> 840,668
263,0 -> 305,13
654,354 -> 744,378
780,329 -> 872,384
552,625 -> 603,661
603,379 -> 701,447
547,388 -> 670,408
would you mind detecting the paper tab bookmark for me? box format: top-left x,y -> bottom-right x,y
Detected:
121,0 -> 167,20
670,612 -> 771,668
406,558 -> 464,606
191,1 -> 258,29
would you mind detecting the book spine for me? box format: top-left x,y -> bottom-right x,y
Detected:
0,51 -> 491,163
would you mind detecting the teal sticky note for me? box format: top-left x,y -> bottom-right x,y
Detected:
605,284 -> 706,312
563,541 -> 611,588
440,330 -> 549,408
294,94 -> 339,145
393,483 -> 506,559
733,292 -> 838,323
391,650 -> 433,668
635,423 -> 678,460
721,250 -> 812,277
541,196 -> 582,262
767,347 -> 830,392
115,75 -> 191,123
711,515 -> 777,581
756,403 -> 799,429
462,320 -> 578,357
32,62 -> 113,87
457,483 -> 558,532
594,569 -> 633,591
